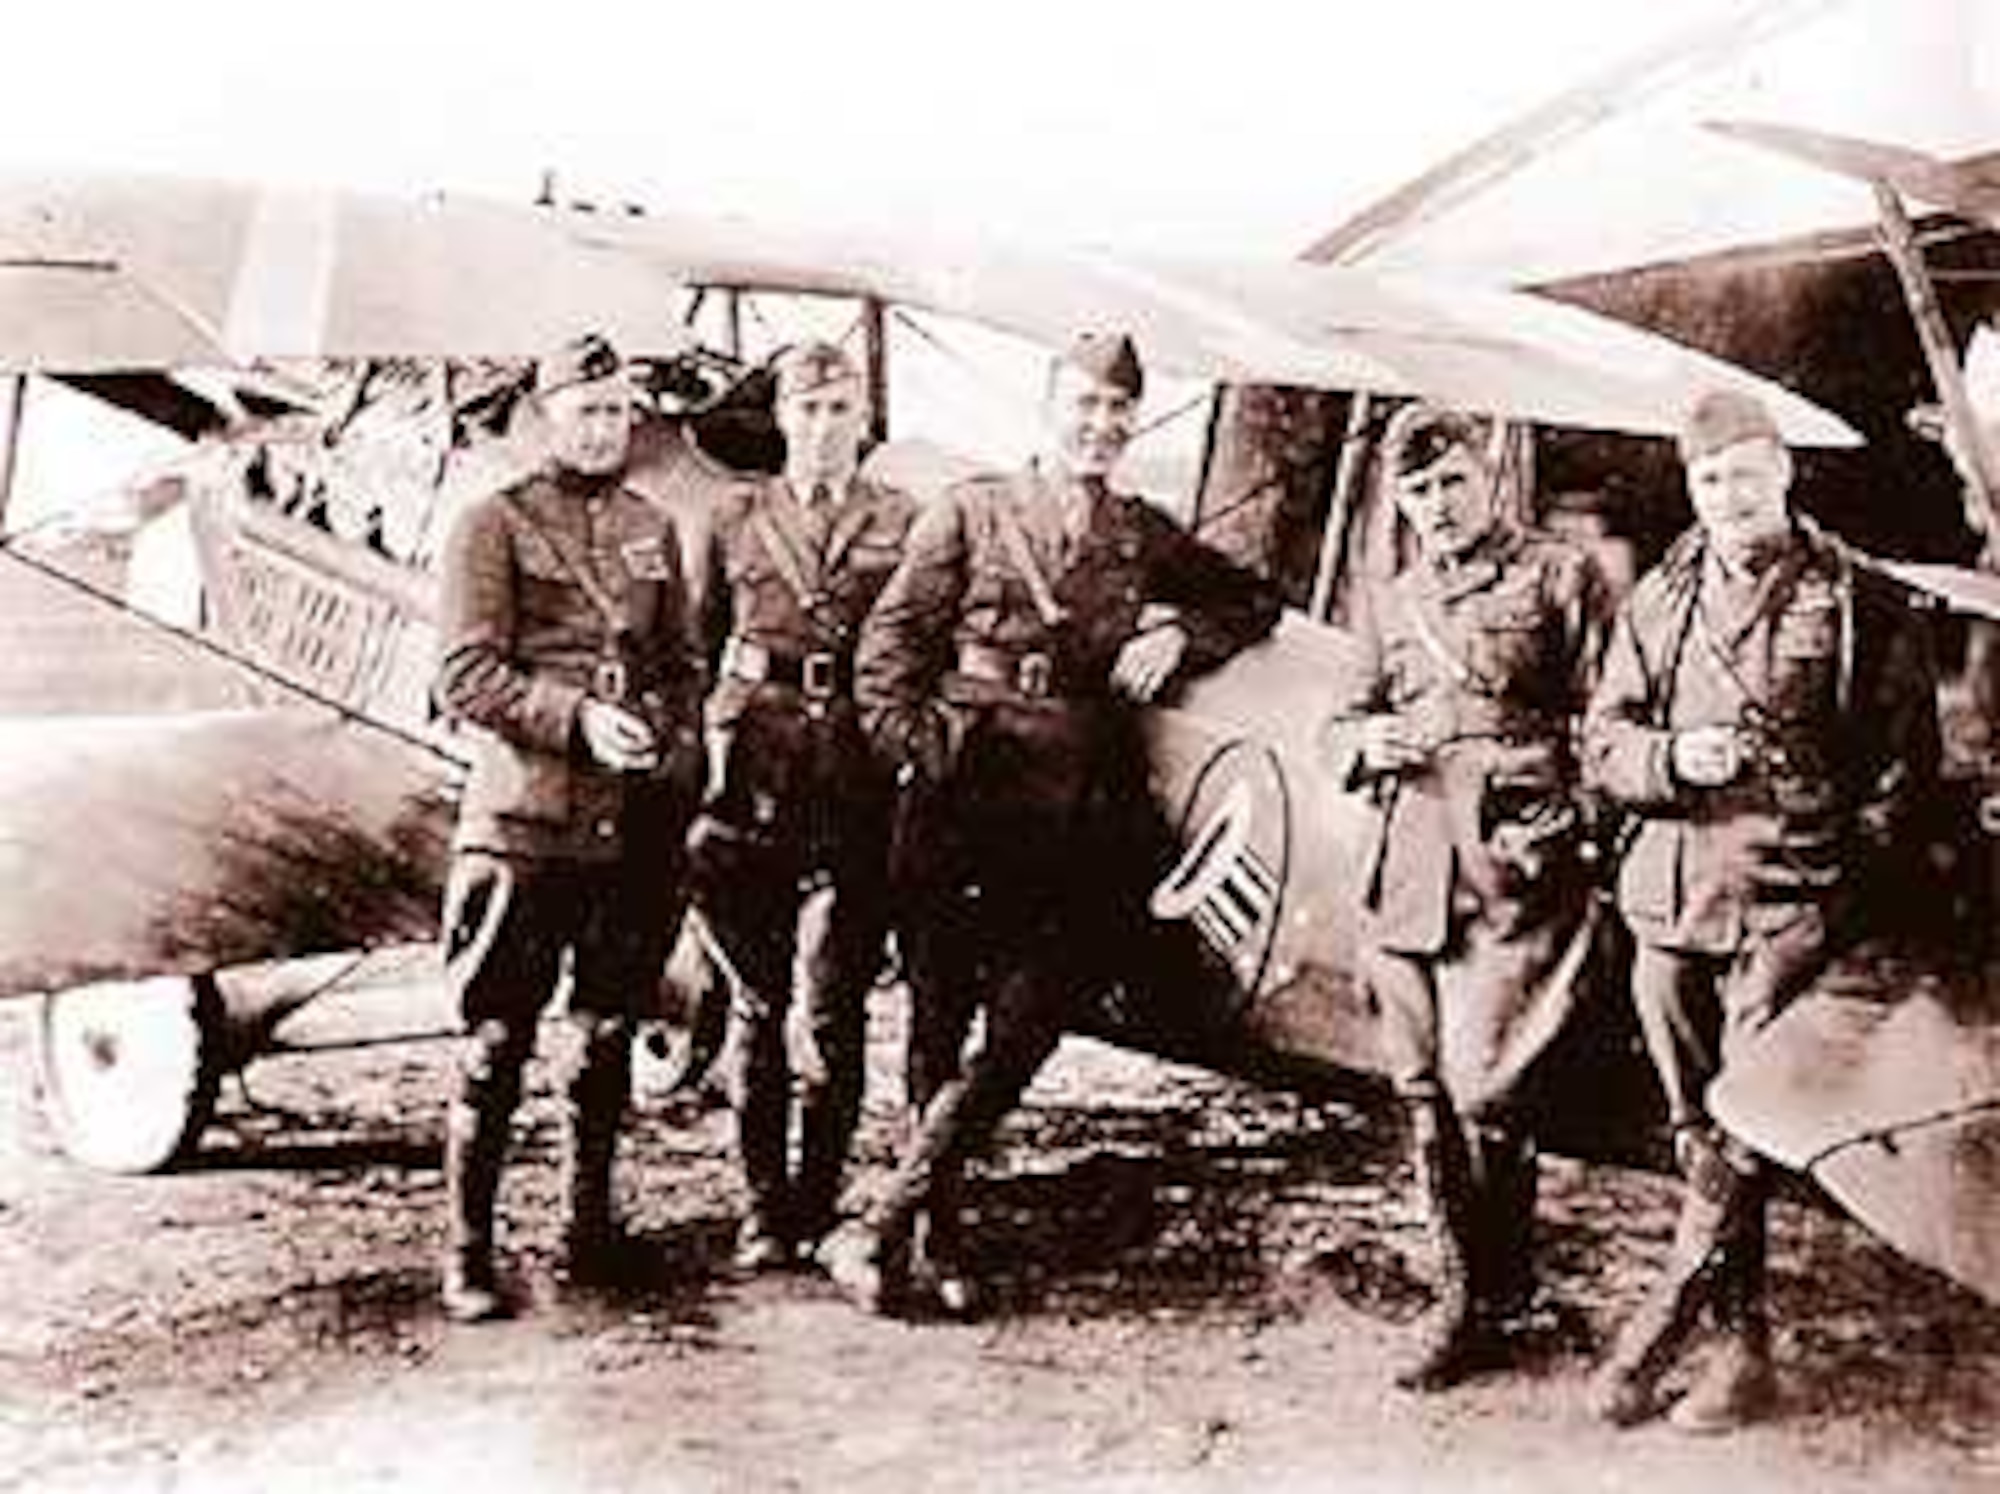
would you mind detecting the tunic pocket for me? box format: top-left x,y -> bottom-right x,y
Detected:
1773,597 -> 1837,659
463,734 -> 571,825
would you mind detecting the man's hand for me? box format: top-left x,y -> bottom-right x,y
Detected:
579,698 -> 660,773
1358,714 -> 1431,774
1111,623 -> 1189,703
1670,725 -> 1743,788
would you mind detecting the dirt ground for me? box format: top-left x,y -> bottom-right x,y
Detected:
2,978 -> 1996,1494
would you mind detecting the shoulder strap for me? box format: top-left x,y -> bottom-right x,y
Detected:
990,479 -> 1068,630
1801,518 -> 1858,714
1399,586 -> 1486,695
821,483 -> 885,574
745,488 -> 821,611
1644,567 -> 1701,730
500,488 -> 626,636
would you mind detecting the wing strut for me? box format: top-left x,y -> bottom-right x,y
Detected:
1869,182 -> 2000,549
1712,117 -> 2000,545
1306,393 -> 1373,623
862,295 -> 889,444
0,374 -> 23,530
1301,0 -> 1852,264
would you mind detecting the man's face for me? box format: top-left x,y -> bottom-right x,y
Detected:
542,375 -> 635,477
1685,436 -> 1793,564
776,372 -> 869,489
1045,363 -> 1138,480
1393,445 -> 1498,563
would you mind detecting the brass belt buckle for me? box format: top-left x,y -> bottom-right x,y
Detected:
802,651 -> 838,700
1017,652 -> 1052,698
594,658 -> 629,703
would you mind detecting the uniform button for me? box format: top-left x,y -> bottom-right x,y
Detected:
595,819 -> 616,838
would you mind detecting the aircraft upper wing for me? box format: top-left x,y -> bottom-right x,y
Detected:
0,173 -> 695,367
1705,120 -> 2000,231
0,168 -> 1858,444
1304,0 -> 1993,286
573,209 -> 1859,445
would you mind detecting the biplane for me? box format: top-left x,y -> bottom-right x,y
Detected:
1,0 -> 1994,1321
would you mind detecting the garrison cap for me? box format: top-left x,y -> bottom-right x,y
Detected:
772,340 -> 862,399
1383,401 -> 1490,478
538,332 -> 625,395
1059,330 -> 1145,400
1678,387 -> 1781,462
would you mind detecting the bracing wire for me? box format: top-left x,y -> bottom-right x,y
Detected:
0,528 -> 462,767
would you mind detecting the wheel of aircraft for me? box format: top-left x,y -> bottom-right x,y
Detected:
31,973 -> 225,1174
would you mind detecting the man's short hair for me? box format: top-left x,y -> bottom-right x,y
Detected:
1678,387 -> 1781,463
771,341 -> 862,400
1053,330 -> 1144,401
538,332 -> 624,396
1383,401 -> 1490,479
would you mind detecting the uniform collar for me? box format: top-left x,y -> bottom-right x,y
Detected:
1421,523 -> 1520,602
783,473 -> 858,511
546,462 -> 622,503
1030,457 -> 1108,541
1696,522 -> 1814,646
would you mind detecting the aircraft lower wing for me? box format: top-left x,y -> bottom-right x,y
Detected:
1138,609 -> 2000,1305
1710,972 -> 2000,1306
1881,560 -> 2000,623
0,708 -> 451,998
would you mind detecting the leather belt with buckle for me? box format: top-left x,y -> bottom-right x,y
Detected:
958,643 -> 1060,699
724,636 -> 850,699
799,651 -> 840,699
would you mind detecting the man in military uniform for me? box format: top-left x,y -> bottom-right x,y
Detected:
1583,388 -> 1939,1430
432,333 -> 705,1323
686,341 -> 916,1270
824,330 -> 1279,1316
1322,403 -> 1610,1390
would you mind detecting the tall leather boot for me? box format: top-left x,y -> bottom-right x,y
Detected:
561,1014 -> 632,1287
910,1156 -> 980,1319
1590,1123 -> 1739,1426
442,1037 -> 521,1324
793,1088 -> 859,1255
791,966 -> 866,1253
822,1078 -> 975,1314
733,1004 -> 795,1271
1468,1119 -> 1538,1328
1668,1169 -> 1777,1432
1394,1089 -> 1490,1391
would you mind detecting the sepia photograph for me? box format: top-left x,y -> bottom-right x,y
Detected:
0,1 -> 1994,1489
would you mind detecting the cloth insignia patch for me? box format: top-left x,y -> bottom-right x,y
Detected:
621,536 -> 675,582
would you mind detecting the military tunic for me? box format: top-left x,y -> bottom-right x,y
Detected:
852,461 -> 1277,1236
686,471 -> 916,1239
434,464 -> 705,1025
1582,519 -> 1939,1124
1322,525 -> 1607,1111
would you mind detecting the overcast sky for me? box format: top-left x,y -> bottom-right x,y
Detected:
0,1 -> 1734,254
0,0 -> 1824,517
